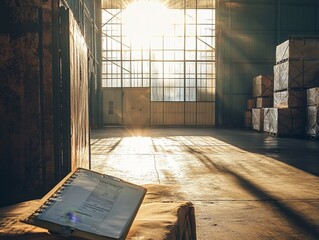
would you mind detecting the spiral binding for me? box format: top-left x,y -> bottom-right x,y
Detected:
31,169 -> 82,218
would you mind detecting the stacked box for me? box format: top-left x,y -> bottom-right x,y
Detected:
244,110 -> 252,128
273,38 -> 319,116
273,89 -> 306,108
265,38 -> 319,137
306,106 -> 319,137
252,75 -> 273,97
263,108 -> 271,133
247,98 -> 256,109
306,88 -> 319,138
250,75 -> 273,130
273,60 -> 319,91
276,38 -> 319,63
256,97 -> 273,108
252,108 -> 264,132
268,108 -> 306,136
307,87 -> 319,106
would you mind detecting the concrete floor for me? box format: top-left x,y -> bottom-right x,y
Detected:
90,127 -> 319,240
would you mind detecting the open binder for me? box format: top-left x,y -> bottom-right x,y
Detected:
20,168 -> 147,240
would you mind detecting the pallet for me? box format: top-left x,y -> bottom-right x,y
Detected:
265,131 -> 307,139
264,131 -> 278,136
306,134 -> 319,140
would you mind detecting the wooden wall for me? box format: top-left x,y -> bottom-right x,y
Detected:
0,0 -> 56,206
68,10 -> 90,170
103,89 -> 215,126
151,102 -> 215,126
0,0 -> 93,207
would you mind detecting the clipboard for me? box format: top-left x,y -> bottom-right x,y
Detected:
20,168 -> 147,240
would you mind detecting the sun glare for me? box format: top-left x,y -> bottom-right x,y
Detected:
123,0 -> 171,45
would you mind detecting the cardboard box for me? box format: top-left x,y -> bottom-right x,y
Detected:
268,108 -> 306,136
256,97 -> 273,108
307,87 -> 319,106
273,60 -> 319,91
276,38 -> 319,63
273,89 -> 306,108
252,108 -> 264,132
252,75 -> 273,97
244,110 -> 252,128
306,105 -> 319,136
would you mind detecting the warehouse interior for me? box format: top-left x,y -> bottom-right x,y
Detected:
0,0 -> 319,239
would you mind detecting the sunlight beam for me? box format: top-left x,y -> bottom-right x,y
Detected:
122,0 -> 171,45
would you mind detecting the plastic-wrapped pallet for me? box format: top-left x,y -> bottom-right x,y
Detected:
252,75 -> 273,97
268,108 -> 306,136
263,108 -> 271,133
252,108 -> 264,132
306,88 -> 319,139
307,87 -> 319,106
273,89 -> 306,108
306,105 -> 319,137
276,38 -> 319,64
273,60 -> 319,91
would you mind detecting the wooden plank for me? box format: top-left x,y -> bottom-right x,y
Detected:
69,10 -> 90,170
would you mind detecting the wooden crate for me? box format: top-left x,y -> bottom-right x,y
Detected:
247,98 -> 256,109
306,105 -> 319,137
276,38 -> 319,64
268,108 -> 306,136
307,87 -> 319,106
256,97 -> 273,108
252,108 -> 264,132
244,110 -> 252,128
273,89 -> 306,108
274,60 -> 319,91
252,75 -> 273,97
263,108 -> 271,133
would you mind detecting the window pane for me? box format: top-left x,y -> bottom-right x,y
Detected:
102,8 -> 215,104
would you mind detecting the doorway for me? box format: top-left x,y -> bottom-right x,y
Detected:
103,88 -> 150,126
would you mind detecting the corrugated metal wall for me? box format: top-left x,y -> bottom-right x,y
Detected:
216,0 -> 319,127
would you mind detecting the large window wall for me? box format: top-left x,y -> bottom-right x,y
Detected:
102,1 -> 215,125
